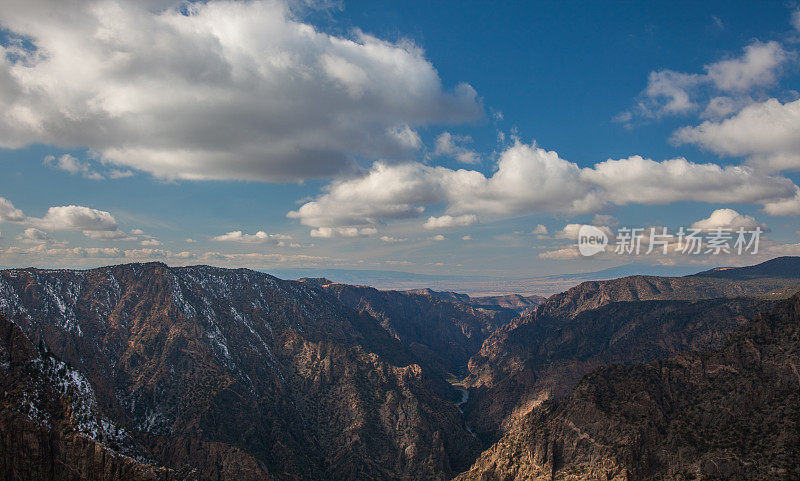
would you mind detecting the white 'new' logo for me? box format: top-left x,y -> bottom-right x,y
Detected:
578,225 -> 608,257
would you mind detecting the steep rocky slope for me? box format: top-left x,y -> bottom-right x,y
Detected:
535,271 -> 798,322
306,281 -> 513,376
0,263 -> 480,480
5,258 -> 799,481
0,312 -> 188,481
457,290 -> 800,480
464,297 -> 772,440
463,257 -> 800,440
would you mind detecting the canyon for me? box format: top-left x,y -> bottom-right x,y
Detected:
0,257 -> 798,480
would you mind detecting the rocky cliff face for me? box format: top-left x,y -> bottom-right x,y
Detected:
3,258 -> 799,481
463,297 -> 773,441
310,281 -> 512,376
457,290 -> 800,480
461,259 -> 800,441
534,272 -> 799,321
694,255 -> 800,280
0,263 -> 481,480
0,311 -> 188,481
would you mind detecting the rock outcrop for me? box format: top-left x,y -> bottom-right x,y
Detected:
458,290 -> 800,480
0,312 -> 187,481
462,258 -> 800,440
0,263 -> 481,480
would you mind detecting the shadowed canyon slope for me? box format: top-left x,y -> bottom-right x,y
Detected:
457,289 -> 800,480
0,312 -> 190,481
301,279 -> 521,376
462,257 -> 800,439
1,258 -> 799,480
0,263 -> 484,480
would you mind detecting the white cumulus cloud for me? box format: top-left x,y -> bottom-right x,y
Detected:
673,98 -> 800,173
0,196 -> 132,240
31,205 -> 119,232
82,230 -> 136,241
763,188 -> 800,216
556,223 -> 614,241
622,39 -> 791,122
288,142 -> 599,232
0,0 -> 480,182
433,132 -> 479,164
691,208 -> 766,231
289,142 -> 800,235
17,228 -> 54,244
309,227 -> 378,238
423,214 -> 478,229
705,41 -> 788,92
44,154 -> 103,180
581,155 -> 795,205
531,224 -> 548,235
0,197 -> 25,222
211,230 -> 292,244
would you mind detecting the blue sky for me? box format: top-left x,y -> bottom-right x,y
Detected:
1,0 -> 799,278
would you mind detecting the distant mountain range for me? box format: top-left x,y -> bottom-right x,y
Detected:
269,263 -> 706,296
0,256 -> 799,480
695,255 -> 800,280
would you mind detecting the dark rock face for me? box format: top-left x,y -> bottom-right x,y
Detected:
693,255 -> 800,280
0,312 -> 187,481
4,258 -> 800,481
0,263 -> 481,480
464,297 -> 773,439
535,273 -> 800,321
457,291 -> 800,480
314,282 -> 512,376
461,265 -> 800,441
